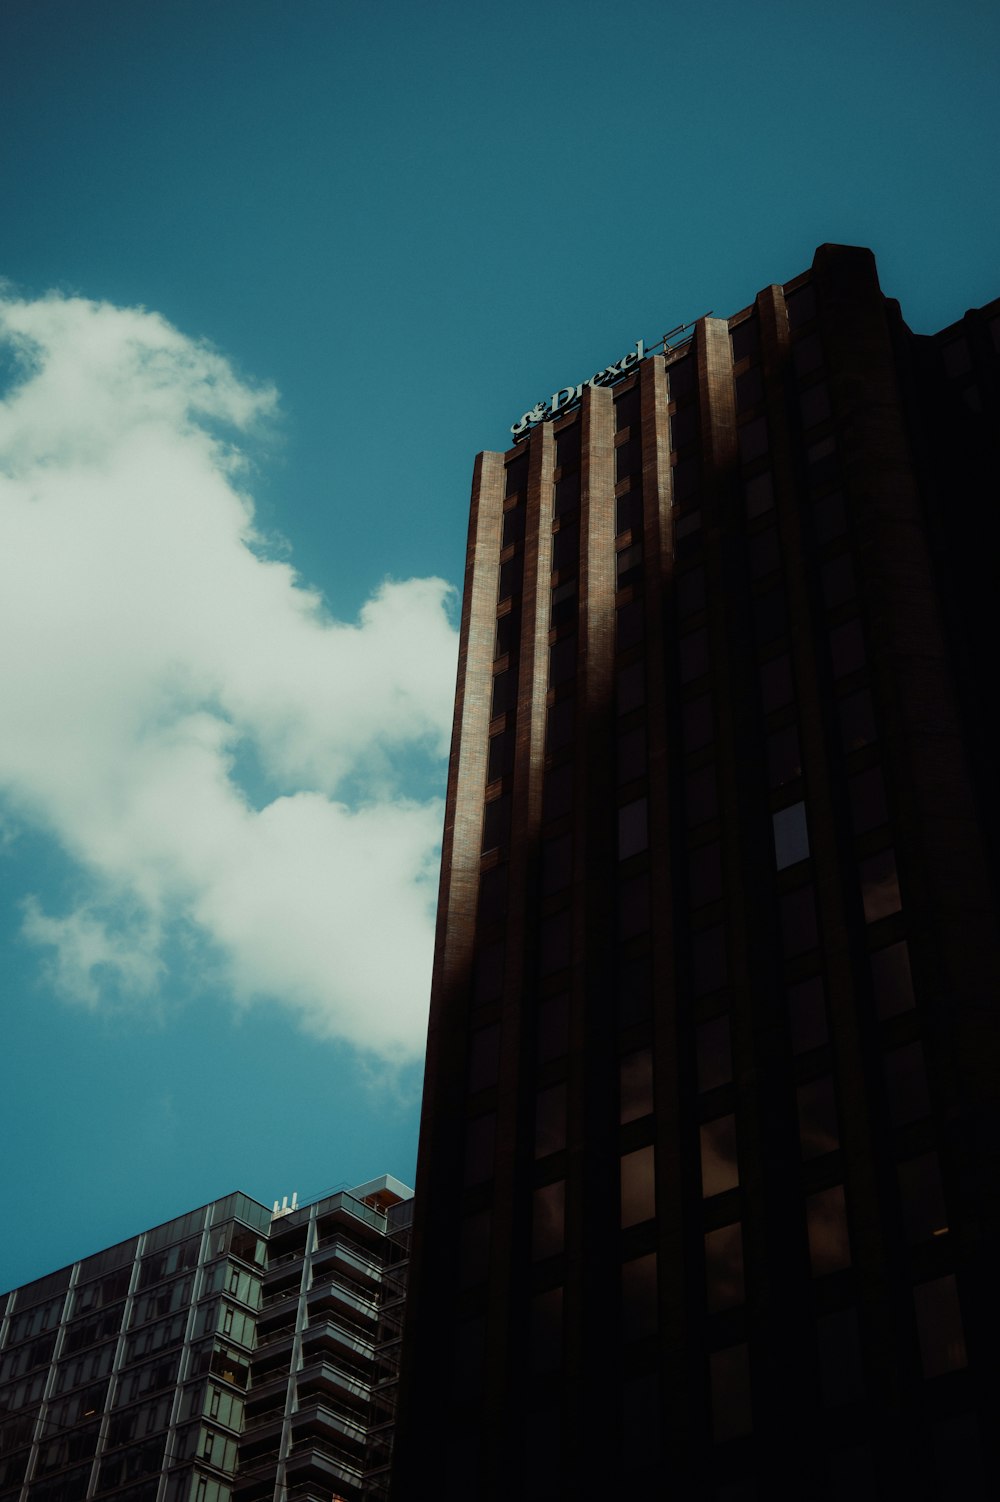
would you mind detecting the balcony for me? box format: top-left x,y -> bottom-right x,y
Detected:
300,1320 -> 373,1374
295,1359 -> 370,1413
284,1442 -> 363,1500
311,1238 -> 382,1294
306,1279 -> 377,1330
291,1399 -> 367,1454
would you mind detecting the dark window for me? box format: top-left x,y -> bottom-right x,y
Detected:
753,588 -> 787,645
473,941 -> 504,1007
481,794 -> 510,854
898,1153 -> 948,1243
822,553 -> 857,611
491,669 -> 515,719
871,941 -> 915,1018
689,840 -> 722,907
546,697 -> 575,750
806,1185 -> 851,1274
495,611 -> 518,660
617,599 -> 644,651
781,885 -> 819,954
618,798 -> 649,860
535,1083 -> 567,1157
817,1308 -> 864,1406
615,384 -> 641,431
676,566 -> 706,617
839,687 -> 876,750
696,1014 -> 732,1092
745,470 -> 774,518
541,833 -> 572,895
616,543 -> 643,589
543,762 -> 573,821
861,850 -> 901,923
679,627 -> 709,683
767,723 -> 802,787
620,1050 -> 654,1123
618,871 -> 650,940
670,405 -> 699,450
505,455 -> 528,498
552,524 -> 578,576
700,1115 -> 738,1197
849,766 -> 888,833
498,554 -> 522,602
616,954 -> 652,1026
685,764 -> 718,827
885,1041 -> 930,1125
830,618 -> 866,677
941,339 -> 973,379
787,976 -> 828,1053
693,925 -> 727,994
672,454 -> 700,503
735,366 -> 764,412
539,909 -> 572,975
502,505 -> 525,548
548,633 -> 576,687
487,727 -> 513,783
617,660 -> 646,714
793,331 -> 824,377
786,282 -> 817,328
705,1223 -> 744,1311
739,417 -> 769,464
760,653 -> 794,711
814,489 -> 847,543
532,1182 -> 565,1261
621,1254 -> 657,1340
617,725 -> 647,784
749,527 -> 780,579
468,1024 -> 501,1092
730,319 -> 759,362
464,1114 -> 496,1185
551,578 -> 577,625
800,382 -> 832,428
914,1277 -> 967,1377
537,993 -> 569,1062
682,695 -> 714,754
459,1210 -> 492,1290
616,436 -> 641,480
710,1345 -> 752,1440
674,509 -> 702,543
797,1076 -> 839,1158
616,489 -> 643,537
478,864 -> 507,923
554,471 -> 580,516
621,1145 -> 656,1227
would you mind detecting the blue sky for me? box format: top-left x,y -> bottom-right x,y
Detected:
1,0 -> 997,1291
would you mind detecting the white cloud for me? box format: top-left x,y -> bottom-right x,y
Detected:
0,289 -> 458,1059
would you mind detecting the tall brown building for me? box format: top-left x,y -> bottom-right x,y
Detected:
394,245 -> 1000,1501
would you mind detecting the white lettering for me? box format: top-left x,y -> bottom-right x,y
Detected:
510,341 -> 644,438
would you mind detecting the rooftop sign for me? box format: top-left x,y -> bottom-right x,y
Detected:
510,339 -> 644,441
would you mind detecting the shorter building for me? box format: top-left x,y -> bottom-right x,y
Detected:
0,1176 -> 411,1502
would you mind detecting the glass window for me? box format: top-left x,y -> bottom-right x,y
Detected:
543,762 -> 573,821
885,1041 -> 930,1126
797,1076 -> 839,1158
817,1308 -> 864,1406
730,318 -> 759,363
535,1083 -> 567,1158
538,909 -> 572,975
529,1288 -> 562,1373
616,543 -> 643,589
618,1255 -> 657,1339
767,723 -> 802,788
786,282 -> 817,327
498,554 -> 523,602
620,1050 -> 654,1124
618,798 -> 649,861
487,728 -> 513,782
760,653 -> 794,711
532,1182 -> 565,1261
674,508 -> 702,542
616,954 -> 651,1027
739,417 -> 769,464
672,453 -> 700,502
814,489 -> 847,543
735,366 -> 764,413
745,470 -> 774,518
541,833 -> 572,895
822,553 -> 856,610
537,993 -> 569,1062
689,840 -> 722,907
473,940 -> 504,1006
546,696 -> 574,751
914,1276 -> 967,1377
773,802 -> 810,870
616,488 -> 643,537
710,1345 -> 752,1440
849,767 -> 888,834
552,523 -> 578,576
621,1145 -> 656,1227
871,941 -> 915,1018
693,925 -> 727,994
676,566 -> 706,617
617,599 -> 644,652
806,1185 -> 851,1274
696,1015 -> 732,1093
793,332 -> 824,377
478,863 -> 507,923
838,687 -> 876,750
941,339 -> 972,379
700,1115 -> 739,1197
898,1153 -> 948,1244
551,577 -> 577,625
830,618 -> 866,677
481,794 -> 510,854
682,694 -> 713,754
787,976 -> 828,1053
685,765 -> 718,826
749,527 -> 780,579
502,505 -> 525,549
679,627 -> 709,683
780,884 -> 819,955
800,382 -> 831,428
705,1223 -> 744,1311
548,633 -> 576,687
468,1024 -> 501,1093
753,588 -> 787,645
670,405 -> 699,450
621,1253 -> 658,1340
463,1114 -> 496,1186
617,660 -> 646,714
491,668 -> 515,719
861,850 -> 901,923
617,725 -> 647,784
618,871 -> 650,940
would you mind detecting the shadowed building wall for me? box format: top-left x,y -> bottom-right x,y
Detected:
393,245 -> 1000,1501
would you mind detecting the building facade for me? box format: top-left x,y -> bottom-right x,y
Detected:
0,1177 -> 411,1502
393,245 -> 1000,1499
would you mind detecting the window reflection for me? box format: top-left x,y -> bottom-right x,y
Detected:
700,1115 -> 739,1198
787,975 -> 828,1054
898,1153 -> 948,1243
532,1182 -> 565,1261
914,1276 -> 967,1377
773,801 -> 810,870
797,1076 -> 839,1158
618,797 -> 649,861
535,1082 -> 567,1158
806,1185 -> 851,1275
870,940 -> 915,1018
704,1223 -> 744,1311
621,1145 -> 656,1227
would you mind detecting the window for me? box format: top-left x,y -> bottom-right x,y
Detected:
679,627 -> 709,683
502,505 -> 525,548
839,686 -> 876,749
536,993 -> 569,1062
773,801 -> 810,869
682,695 -> 713,754
617,599 -> 644,651
696,1015 -> 732,1092
793,332 -> 824,377
620,1050 -> 654,1124
552,523 -> 578,576
539,909 -> 571,975
749,527 -> 780,579
787,976 -> 828,1053
532,1182 -> 565,1261
548,633 -> 576,687
621,1254 -> 658,1340
806,1185 -> 851,1274
676,566 -> 706,617
760,653 -> 794,711
490,669 -> 515,719
468,1024 -> 501,1092
700,1115 -> 738,1197
797,1076 -> 839,1158
780,884 -> 819,955
617,660 -> 645,714
730,319 -> 759,363
704,1223 -> 744,1311
498,554 -> 522,602
739,417 -> 769,464
870,941 -> 915,1018
478,864 -> 507,924
689,840 -> 722,907
473,941 -> 504,1006
541,833 -> 572,895
616,488 -> 643,537
621,1145 -> 656,1227
735,366 -> 763,412
693,925 -> 727,994
745,470 -> 774,518
529,1289 -> 562,1372
767,724 -> 802,787
822,553 -> 856,610
814,489 -> 847,543
616,543 -> 643,589
618,872 -> 650,940
830,618 -> 866,677
885,1041 -> 930,1126
685,764 -> 718,827
481,794 -> 510,854
710,1345 -> 752,1440
463,1114 -> 496,1186
551,578 -> 577,624
546,697 -> 574,751
817,1308 -> 864,1405
618,797 -> 649,860
543,762 -> 573,821
535,1083 -> 567,1157
898,1153 -> 948,1243
800,382 -> 832,428
617,725 -> 646,784
914,1277 -> 967,1377
849,767 -> 888,834
861,850 -> 901,923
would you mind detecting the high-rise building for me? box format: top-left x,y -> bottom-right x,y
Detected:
0,1176 -> 411,1502
393,245 -> 1000,1500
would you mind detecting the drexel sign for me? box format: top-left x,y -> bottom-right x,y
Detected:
510,339 -> 644,440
